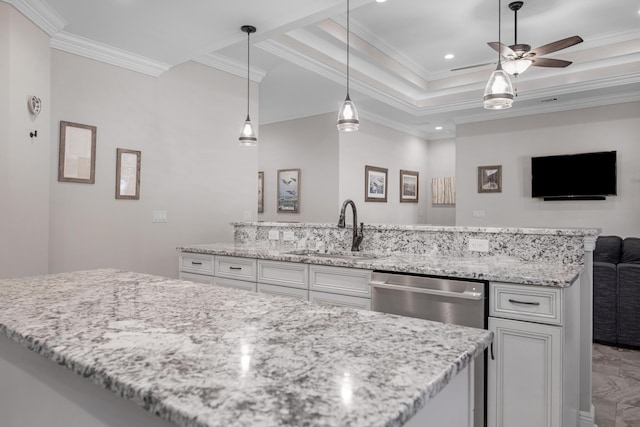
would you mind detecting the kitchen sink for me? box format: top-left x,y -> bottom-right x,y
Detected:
285,250 -> 383,261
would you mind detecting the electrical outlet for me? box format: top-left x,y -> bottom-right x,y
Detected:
468,238 -> 489,252
268,230 -> 279,240
243,210 -> 252,220
283,231 -> 295,241
152,210 -> 167,223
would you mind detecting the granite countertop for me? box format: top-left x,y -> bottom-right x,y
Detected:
0,269 -> 492,427
177,243 -> 583,287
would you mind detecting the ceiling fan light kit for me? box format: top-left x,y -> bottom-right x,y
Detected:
483,0 -> 514,110
337,0 -> 360,132
239,25 -> 258,146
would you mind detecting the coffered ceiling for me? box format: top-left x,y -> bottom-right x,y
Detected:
5,0 -> 640,139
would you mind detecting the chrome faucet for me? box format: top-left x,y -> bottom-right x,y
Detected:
337,199 -> 364,252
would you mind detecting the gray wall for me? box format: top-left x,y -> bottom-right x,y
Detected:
0,4 -> 51,278
50,51 -> 258,278
258,113 -> 339,222
456,102 -> 640,237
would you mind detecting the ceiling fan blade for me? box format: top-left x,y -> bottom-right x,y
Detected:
450,61 -> 495,72
529,35 -> 583,57
531,57 -> 573,68
487,41 -> 516,58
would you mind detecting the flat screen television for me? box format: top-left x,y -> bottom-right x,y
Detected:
531,151 -> 617,200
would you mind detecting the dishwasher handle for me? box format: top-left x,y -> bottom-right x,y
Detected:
371,282 -> 483,301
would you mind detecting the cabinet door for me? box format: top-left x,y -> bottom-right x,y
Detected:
488,317 -> 562,427
309,291 -> 371,311
257,283 -> 309,301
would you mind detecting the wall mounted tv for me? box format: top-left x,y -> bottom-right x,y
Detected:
531,151 -> 617,201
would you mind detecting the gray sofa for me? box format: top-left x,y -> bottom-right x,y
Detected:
593,236 -> 640,348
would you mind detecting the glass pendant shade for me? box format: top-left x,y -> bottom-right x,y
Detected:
239,115 -> 257,146
337,94 -> 360,132
502,58 -> 532,75
483,63 -> 514,110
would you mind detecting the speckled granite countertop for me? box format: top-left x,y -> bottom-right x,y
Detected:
0,269 -> 492,427
177,243 -> 583,287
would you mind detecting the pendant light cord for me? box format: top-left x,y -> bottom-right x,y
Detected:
497,0 -> 501,64
246,30 -> 251,117
346,0 -> 350,95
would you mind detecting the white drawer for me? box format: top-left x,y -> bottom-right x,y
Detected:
257,283 -> 309,301
179,272 -> 214,284
179,253 -> 214,275
309,266 -> 372,298
490,282 -> 563,325
214,277 -> 257,292
215,256 -> 257,281
310,291 -> 371,311
257,260 -> 308,290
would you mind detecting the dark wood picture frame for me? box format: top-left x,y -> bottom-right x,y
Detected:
478,165 -> 502,193
58,121 -> 97,184
277,168 -> 300,213
115,148 -> 141,200
399,169 -> 419,203
365,165 -> 388,202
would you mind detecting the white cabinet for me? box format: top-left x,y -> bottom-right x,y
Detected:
487,281 -> 579,427
258,283 -> 309,300
309,291 -> 371,310
488,317 -> 562,427
178,253 -> 256,292
309,265 -> 371,298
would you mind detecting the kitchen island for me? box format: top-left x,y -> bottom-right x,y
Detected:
0,269 -> 491,427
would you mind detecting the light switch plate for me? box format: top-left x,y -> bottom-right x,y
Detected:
152,210 -> 167,223
472,210 -> 486,218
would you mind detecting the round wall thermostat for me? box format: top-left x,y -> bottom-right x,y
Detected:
28,96 -> 42,116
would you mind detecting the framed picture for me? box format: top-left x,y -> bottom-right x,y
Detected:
400,169 -> 419,203
478,165 -> 502,193
115,149 -> 141,200
365,165 -> 388,202
277,169 -> 300,213
58,121 -> 97,184
258,171 -> 264,213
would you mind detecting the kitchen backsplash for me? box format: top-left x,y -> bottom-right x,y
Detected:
233,222 -> 599,265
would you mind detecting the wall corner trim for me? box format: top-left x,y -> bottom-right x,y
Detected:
4,0 -> 67,36
195,52 -> 266,83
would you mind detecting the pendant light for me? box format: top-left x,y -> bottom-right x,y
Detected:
483,0 -> 514,110
337,0 -> 359,132
239,25 -> 257,146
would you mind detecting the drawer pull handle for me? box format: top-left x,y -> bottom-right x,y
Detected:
229,267 -> 242,271
191,261 -> 203,265
508,298 -> 540,306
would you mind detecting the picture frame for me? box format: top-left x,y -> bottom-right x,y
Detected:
58,121 -> 97,184
258,171 -> 264,213
365,165 -> 388,202
478,165 -> 502,193
277,168 -> 300,213
399,169 -> 419,203
115,149 -> 141,200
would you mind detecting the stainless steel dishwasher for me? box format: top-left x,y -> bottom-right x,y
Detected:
371,271 -> 488,427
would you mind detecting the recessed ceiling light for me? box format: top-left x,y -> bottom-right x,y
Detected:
435,126 -> 443,130
444,54 -> 455,60
376,0 -> 387,3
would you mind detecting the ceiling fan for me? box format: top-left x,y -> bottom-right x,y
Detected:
453,1 -> 583,75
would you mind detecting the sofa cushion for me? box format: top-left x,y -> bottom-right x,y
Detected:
621,237 -> 640,264
594,235 -> 623,264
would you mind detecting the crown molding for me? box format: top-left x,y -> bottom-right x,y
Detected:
195,53 -> 266,83
3,0 -> 66,36
51,32 -> 171,77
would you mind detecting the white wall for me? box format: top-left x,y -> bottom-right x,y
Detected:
258,113 -> 339,222
339,119 -> 429,225
50,51 -> 258,277
456,102 -> 640,237
0,4 -> 51,278
426,138 -> 456,226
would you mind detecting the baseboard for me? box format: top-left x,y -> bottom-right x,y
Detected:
579,404 -> 596,427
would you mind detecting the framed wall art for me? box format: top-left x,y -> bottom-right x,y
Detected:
58,121 -> 97,184
258,171 -> 264,213
478,165 -> 502,193
277,168 -> 300,213
399,169 -> 419,203
115,149 -> 141,200
365,165 -> 388,202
